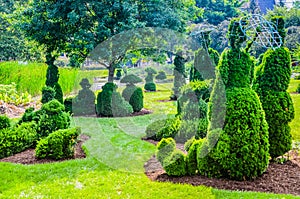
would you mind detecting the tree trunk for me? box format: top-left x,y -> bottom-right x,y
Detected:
108,65 -> 115,82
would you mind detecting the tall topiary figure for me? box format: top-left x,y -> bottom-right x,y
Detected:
121,74 -> 144,112
45,55 -> 63,104
253,16 -> 295,159
144,67 -> 157,91
73,78 -> 96,116
171,54 -> 186,100
196,18 -> 269,180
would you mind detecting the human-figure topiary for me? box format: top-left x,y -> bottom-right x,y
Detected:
121,74 -> 144,112
144,67 -> 157,91
171,54 -> 186,100
96,82 -> 133,117
72,78 -> 96,116
253,16 -> 295,159
195,18 -> 270,180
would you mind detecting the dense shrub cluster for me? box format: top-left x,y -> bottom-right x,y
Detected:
45,62 -> 63,104
96,83 -> 133,117
19,100 -> 70,139
121,75 -> 144,112
0,122 -> 37,159
64,96 -> 74,113
41,86 -> 55,104
0,83 -> 31,105
72,78 -> 96,115
35,127 -> 80,160
254,16 -> 295,159
0,115 -> 10,130
144,67 -> 157,92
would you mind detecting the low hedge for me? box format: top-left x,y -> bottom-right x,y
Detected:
0,122 -> 37,159
35,127 -> 81,160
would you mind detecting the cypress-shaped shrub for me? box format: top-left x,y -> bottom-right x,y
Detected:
171,55 -> 186,99
35,127 -> 80,160
144,67 -> 157,91
45,62 -> 63,104
196,18 -> 269,180
41,86 -> 55,104
121,74 -> 144,112
253,16 -> 295,159
0,115 -> 10,130
73,78 -> 96,116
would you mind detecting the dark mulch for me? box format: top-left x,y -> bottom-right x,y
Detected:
0,134 -> 89,165
144,140 -> 300,196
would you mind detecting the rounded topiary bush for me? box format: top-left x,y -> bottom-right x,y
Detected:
37,100 -> 70,138
96,82 -> 133,117
121,75 -> 144,112
0,115 -> 10,130
144,67 -> 157,91
41,86 -> 56,104
73,78 -> 96,116
156,70 -> 167,80
144,82 -> 156,92
156,138 -> 176,164
163,149 -> 187,176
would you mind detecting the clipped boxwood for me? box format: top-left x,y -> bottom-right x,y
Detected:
156,70 -> 167,80
0,115 -> 10,130
64,96 -> 74,113
144,67 -> 157,92
186,139 -> 203,175
156,138 -> 176,164
144,82 -> 156,91
35,127 -> 81,160
41,86 -> 55,104
0,122 -> 37,159
163,149 -> 187,176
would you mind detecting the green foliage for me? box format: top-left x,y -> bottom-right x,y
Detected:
184,136 -> 196,151
156,117 -> 181,141
172,55 -> 186,99
164,149 -> 187,176
53,82 -> 64,104
120,74 -> 143,85
96,83 -> 133,117
63,96 -> 74,113
0,122 -> 37,159
156,138 -> 176,164
156,70 -> 167,80
35,127 -> 81,160
0,83 -> 31,105
72,78 -> 95,116
297,84 -> 300,93
0,115 -> 10,130
144,82 -> 156,91
116,69 -> 122,80
122,85 -> 144,112
145,119 -> 167,140
186,139 -> 203,175
41,86 -> 55,104
37,100 -> 70,138
295,75 -> 300,80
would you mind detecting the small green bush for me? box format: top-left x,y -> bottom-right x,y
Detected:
53,83 -> 64,104
35,127 -> 81,160
156,138 -> 176,163
120,74 -> 143,85
111,91 -> 133,117
297,84 -> 300,93
0,122 -> 37,159
156,70 -> 167,80
41,86 -> 55,104
164,149 -> 187,176
144,82 -> 156,91
294,75 -> 300,80
156,117 -> 181,140
64,96 -> 74,113
184,136 -> 196,151
186,139 -> 203,175
18,107 -> 42,124
73,78 -> 96,116
0,115 -> 10,130
38,100 -> 70,138
145,119 -> 167,140
122,85 -> 144,112
116,69 -> 122,80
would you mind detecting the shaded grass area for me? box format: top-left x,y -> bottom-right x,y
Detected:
0,62 -> 107,96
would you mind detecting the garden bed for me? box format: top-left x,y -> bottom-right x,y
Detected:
144,140 -> 300,196
0,134 -> 89,165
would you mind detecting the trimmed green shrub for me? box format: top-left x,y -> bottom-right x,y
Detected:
38,100 -> 70,138
96,83 -> 133,117
156,70 -> 167,80
144,67 -> 157,91
297,84 -> 300,93
164,149 -> 187,176
35,127 -> 81,160
156,138 -> 176,164
253,17 -> 294,159
186,139 -> 203,175
116,69 -> 122,80
73,78 -> 96,116
294,75 -> 300,80
0,122 -> 37,158
53,82 -> 64,104
184,136 -> 196,151
41,86 -> 55,104
45,63 -> 63,104
0,115 -> 10,130
145,119 -> 167,140
18,107 -> 42,124
122,84 -> 144,112
120,74 -> 143,85
156,117 -> 181,140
